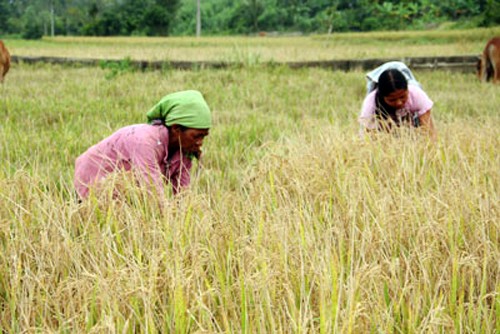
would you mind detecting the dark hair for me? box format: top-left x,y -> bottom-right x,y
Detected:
375,69 -> 408,122
166,124 -> 188,132
151,120 -> 189,132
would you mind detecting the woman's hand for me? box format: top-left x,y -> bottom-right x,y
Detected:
418,110 -> 437,141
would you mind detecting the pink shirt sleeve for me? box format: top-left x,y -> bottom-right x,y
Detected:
407,85 -> 433,116
109,124 -> 167,197
128,139 -> 166,197
126,126 -> 193,196
359,90 -> 378,130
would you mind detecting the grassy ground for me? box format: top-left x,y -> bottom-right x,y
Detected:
0,48 -> 499,332
4,26 -> 500,62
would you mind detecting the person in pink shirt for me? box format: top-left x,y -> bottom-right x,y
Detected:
359,68 -> 436,139
74,90 -> 211,200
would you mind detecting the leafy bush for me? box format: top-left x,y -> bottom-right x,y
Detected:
99,57 -> 136,80
20,6 -> 43,40
482,0 -> 500,26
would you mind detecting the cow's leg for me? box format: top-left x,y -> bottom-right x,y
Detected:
492,54 -> 500,84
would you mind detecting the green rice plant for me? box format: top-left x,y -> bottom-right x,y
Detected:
99,57 -> 136,80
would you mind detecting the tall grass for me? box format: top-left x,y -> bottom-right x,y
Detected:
0,61 -> 498,332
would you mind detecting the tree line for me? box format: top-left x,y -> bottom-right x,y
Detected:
0,0 -> 499,39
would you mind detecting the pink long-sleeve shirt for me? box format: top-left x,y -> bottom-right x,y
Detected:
74,124 -> 192,199
359,85 -> 434,130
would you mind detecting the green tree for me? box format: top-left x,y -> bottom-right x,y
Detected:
0,0 -> 10,34
482,0 -> 500,26
229,0 -> 265,33
2,0 -> 499,37
22,5 -> 44,39
143,0 -> 180,36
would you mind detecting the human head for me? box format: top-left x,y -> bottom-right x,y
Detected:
377,69 -> 409,109
378,69 -> 408,97
169,124 -> 209,158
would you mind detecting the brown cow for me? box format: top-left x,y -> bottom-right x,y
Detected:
0,40 -> 10,83
477,37 -> 500,84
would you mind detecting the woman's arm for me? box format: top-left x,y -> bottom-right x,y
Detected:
359,92 -> 378,132
418,109 -> 437,141
132,153 -> 166,198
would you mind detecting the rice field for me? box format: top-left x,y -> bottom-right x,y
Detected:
0,30 -> 499,333
5,26 -> 500,62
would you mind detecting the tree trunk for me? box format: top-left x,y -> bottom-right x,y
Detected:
50,1 -> 55,37
196,0 -> 201,37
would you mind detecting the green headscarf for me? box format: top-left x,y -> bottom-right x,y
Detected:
146,90 -> 212,129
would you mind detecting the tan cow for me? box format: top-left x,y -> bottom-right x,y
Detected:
0,40 -> 10,83
477,37 -> 500,84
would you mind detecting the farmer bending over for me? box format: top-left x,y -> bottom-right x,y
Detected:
74,90 -> 211,199
359,69 -> 436,139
